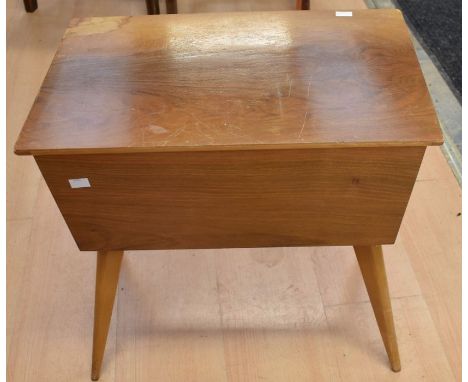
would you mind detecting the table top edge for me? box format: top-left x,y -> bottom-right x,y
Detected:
15,139 -> 443,156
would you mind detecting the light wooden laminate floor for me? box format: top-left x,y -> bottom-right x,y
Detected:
6,0 -> 461,381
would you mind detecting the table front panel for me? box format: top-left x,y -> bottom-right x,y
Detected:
35,147 -> 425,250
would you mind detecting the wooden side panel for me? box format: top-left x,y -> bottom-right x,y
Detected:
35,147 -> 425,251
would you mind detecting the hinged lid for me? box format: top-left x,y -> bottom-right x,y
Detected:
15,10 -> 443,156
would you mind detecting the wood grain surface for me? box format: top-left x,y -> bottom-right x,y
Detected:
15,10 -> 442,156
35,147 -> 424,250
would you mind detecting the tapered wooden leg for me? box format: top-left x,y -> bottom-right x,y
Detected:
24,0 -> 38,12
354,245 -> 401,372
91,250 -> 124,381
145,0 -> 160,15
166,0 -> 177,14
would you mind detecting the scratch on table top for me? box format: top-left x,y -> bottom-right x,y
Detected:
276,86 -> 284,117
298,111 -> 309,139
66,16 -> 130,37
159,123 -> 187,146
146,124 -> 168,135
190,114 -> 216,143
148,110 -> 164,116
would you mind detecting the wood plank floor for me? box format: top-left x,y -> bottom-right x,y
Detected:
7,0 -> 461,381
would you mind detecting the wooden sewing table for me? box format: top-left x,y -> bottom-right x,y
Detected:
15,10 -> 442,380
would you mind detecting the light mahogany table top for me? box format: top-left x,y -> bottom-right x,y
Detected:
15,10 -> 442,156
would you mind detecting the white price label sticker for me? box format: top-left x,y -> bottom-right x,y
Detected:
336,11 -> 353,17
69,178 -> 91,188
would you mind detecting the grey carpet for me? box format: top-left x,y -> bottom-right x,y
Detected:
395,0 -> 461,100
